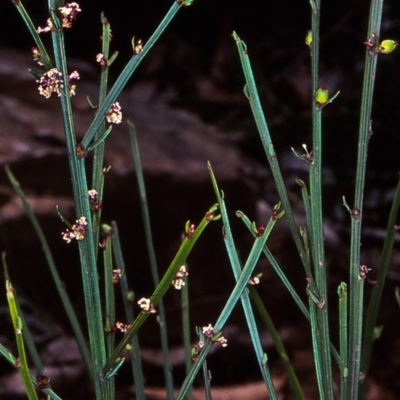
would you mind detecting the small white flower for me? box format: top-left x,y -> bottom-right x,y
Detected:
106,102 -> 122,124
138,297 -> 156,313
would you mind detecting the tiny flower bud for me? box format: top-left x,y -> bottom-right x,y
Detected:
315,86 -> 329,105
185,221 -> 196,238
96,53 -> 107,66
359,265 -> 371,281
32,47 -> 44,66
36,375 -> 50,389
75,143 -> 87,158
305,30 -> 312,48
379,39 -> 398,54
134,38 -> 144,55
112,269 -> 122,283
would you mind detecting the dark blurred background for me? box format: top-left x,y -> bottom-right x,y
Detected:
2,0 -> 400,176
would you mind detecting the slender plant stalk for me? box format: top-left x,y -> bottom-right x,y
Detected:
307,298 -> 324,397
237,211 -> 310,321
104,238 -> 116,355
12,0 -> 52,69
111,221 -> 146,400
181,272 -> 194,400
103,237 -> 116,400
202,357 -> 212,400
347,1 -> 384,398
81,1 -> 194,150
338,282 -> 348,400
3,255 -> 39,400
91,13 -> 112,259
129,122 -> 174,398
102,204 -> 219,377
209,164 -> 280,398
176,165 -> 282,400
176,206 -> 280,400
249,287 -> 305,400
5,166 -> 93,376
360,175 -> 400,391
232,32 -> 312,280
47,2 -> 109,398
0,342 -> 63,400
308,1 -> 334,397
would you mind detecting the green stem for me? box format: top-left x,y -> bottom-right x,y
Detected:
338,283 -> 348,400
111,222 -> 146,400
48,1 -> 108,398
91,12 -> 112,259
348,1 -> 384,398
101,205 -> 217,377
5,166 -> 93,377
81,1 -> 189,150
309,1 -> 333,397
232,32 -> 312,284
182,273 -> 194,400
360,175 -> 400,389
3,256 -> 39,400
129,123 -> 174,398
250,287 -> 305,400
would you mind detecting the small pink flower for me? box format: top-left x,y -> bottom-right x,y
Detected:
62,216 -> 87,243
37,68 -> 63,98
202,324 -> 214,338
113,321 -> 131,333
37,68 -> 79,98
96,53 -> 107,66
106,102 -> 122,124
216,336 -> 228,347
59,2 -> 82,28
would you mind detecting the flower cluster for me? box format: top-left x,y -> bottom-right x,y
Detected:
192,324 -> 228,362
62,216 -> 87,243
112,321 -> 131,333
201,324 -> 228,347
134,39 -> 144,55
359,265 -> 371,281
172,265 -> 189,289
59,2 -> 82,28
88,189 -> 102,211
37,68 -> 80,98
138,297 -> 157,314
37,2 -> 81,33
106,102 -> 123,124
96,53 -> 107,66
